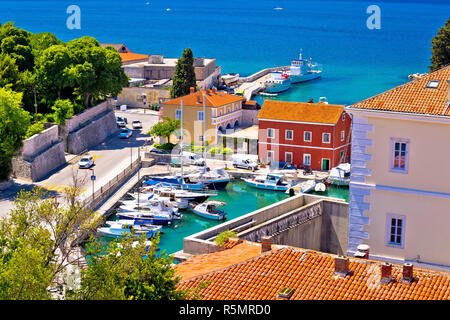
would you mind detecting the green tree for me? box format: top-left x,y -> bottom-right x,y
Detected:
0,22 -> 34,72
69,234 -> 185,300
170,48 -> 197,98
0,53 -> 20,88
430,18 -> 450,71
147,116 -> 181,144
51,99 -> 75,125
0,171 -> 103,299
0,88 -> 31,181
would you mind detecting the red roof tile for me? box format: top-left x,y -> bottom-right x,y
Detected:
348,65 -> 450,116
176,244 -> 450,300
163,89 -> 244,108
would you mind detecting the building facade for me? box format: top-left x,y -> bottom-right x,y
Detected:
345,65 -> 450,268
258,101 -> 352,170
161,88 -> 245,145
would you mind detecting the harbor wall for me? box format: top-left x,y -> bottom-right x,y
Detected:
181,194 -> 348,257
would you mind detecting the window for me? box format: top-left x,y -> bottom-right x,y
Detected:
175,109 -> 182,120
391,138 -> 409,172
303,154 -> 311,166
426,80 -> 440,89
304,131 -> 312,142
341,130 -> 345,142
340,150 -> 345,162
198,111 -> 204,121
342,113 -> 346,121
285,130 -> 293,140
285,152 -> 293,163
322,133 -> 331,143
386,214 -> 405,247
219,111 -> 223,116
267,128 -> 275,139
199,135 -> 204,142
267,150 -> 274,163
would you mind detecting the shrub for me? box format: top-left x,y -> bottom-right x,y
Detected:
25,121 -> 45,138
155,142 -> 175,151
214,230 -> 238,246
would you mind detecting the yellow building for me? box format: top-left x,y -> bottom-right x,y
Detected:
345,65 -> 450,269
161,88 -> 245,145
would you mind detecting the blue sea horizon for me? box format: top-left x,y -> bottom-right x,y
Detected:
1,0 -> 449,106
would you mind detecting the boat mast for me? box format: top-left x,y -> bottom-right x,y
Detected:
299,48 -> 303,60
203,94 -> 207,163
180,99 -> 184,183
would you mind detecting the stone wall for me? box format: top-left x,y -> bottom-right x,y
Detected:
117,87 -> 171,108
65,100 -> 112,134
21,125 -> 59,161
12,140 -> 66,182
66,109 -> 118,155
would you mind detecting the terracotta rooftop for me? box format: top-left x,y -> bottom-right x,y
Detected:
348,65 -> 450,116
258,100 -> 345,124
176,242 -> 450,300
118,52 -> 149,63
162,89 -> 244,108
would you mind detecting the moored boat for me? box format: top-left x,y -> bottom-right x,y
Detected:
288,50 -> 322,84
264,71 -> 291,93
97,221 -> 162,239
327,163 -> 351,186
286,179 -> 316,195
117,199 -> 182,225
183,167 -> 231,189
242,173 -> 295,192
314,182 -> 327,193
191,201 -> 227,221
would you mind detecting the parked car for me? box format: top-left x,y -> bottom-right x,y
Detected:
232,154 -> 258,171
132,120 -> 142,129
149,148 -> 169,155
119,128 -> 133,139
116,115 -> 128,127
78,155 -> 94,169
179,151 -> 206,166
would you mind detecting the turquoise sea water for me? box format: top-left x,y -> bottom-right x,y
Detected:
99,180 -> 348,255
1,0 -> 449,106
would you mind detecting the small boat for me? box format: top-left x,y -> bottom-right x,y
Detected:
143,184 -> 216,203
286,179 -> 316,195
242,173 -> 295,192
191,201 -> 227,221
144,176 -> 206,191
259,92 -> 278,97
98,221 -> 162,239
287,50 -> 322,84
183,167 -> 231,189
117,199 -> 182,225
327,163 -> 351,186
264,71 -> 291,93
314,182 -> 326,193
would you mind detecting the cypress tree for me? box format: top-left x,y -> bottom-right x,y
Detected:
170,48 -> 197,98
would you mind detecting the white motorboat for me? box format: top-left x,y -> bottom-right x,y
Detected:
287,50 -> 322,84
314,182 -> 326,193
116,199 -> 182,225
243,173 -> 295,192
98,221 -> 162,239
183,167 -> 231,189
191,201 -> 227,221
286,179 -> 316,195
327,163 -> 351,186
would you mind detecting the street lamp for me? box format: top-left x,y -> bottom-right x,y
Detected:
128,142 -> 133,167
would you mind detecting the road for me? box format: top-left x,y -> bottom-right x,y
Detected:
0,109 -> 160,217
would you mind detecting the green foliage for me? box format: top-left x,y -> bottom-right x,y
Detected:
154,142 -> 175,151
430,18 -> 450,71
170,48 -> 197,99
0,22 -> 34,72
0,183 -> 103,299
68,235 -> 185,300
148,116 -> 181,143
207,146 -> 233,155
214,230 -> 238,246
25,121 -> 44,139
0,88 -> 31,181
0,53 -> 20,88
51,99 -> 74,125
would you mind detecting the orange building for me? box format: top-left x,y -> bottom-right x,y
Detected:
258,101 -> 352,170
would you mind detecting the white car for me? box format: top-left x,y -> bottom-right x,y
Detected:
78,155 -> 94,169
132,120 -> 142,129
232,154 -> 259,171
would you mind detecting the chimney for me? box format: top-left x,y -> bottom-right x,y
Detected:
261,236 -> 272,253
354,244 -> 370,259
334,256 -> 350,276
190,87 -> 195,94
212,87 -> 217,93
196,94 -> 201,104
402,263 -> 414,283
380,262 -> 392,284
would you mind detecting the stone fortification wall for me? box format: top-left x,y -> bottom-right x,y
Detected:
21,125 -> 59,161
